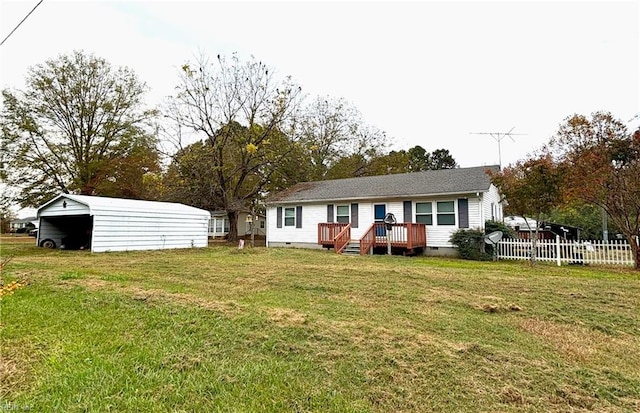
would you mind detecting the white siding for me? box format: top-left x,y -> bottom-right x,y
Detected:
267,203 -> 325,245
36,194 -> 209,252
409,196 -> 484,247
92,214 -> 208,252
267,194 -> 489,249
36,218 -> 69,247
39,198 -> 89,217
481,184 -> 503,223
468,197 -> 482,228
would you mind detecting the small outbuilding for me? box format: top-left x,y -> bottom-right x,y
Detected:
36,194 -> 210,252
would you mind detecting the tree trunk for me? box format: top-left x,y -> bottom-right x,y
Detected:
227,210 -> 239,242
530,230 -> 538,266
631,235 -> 639,270
249,209 -> 256,248
525,216 -> 538,266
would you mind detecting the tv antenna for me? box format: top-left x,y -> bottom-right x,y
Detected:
469,127 -> 527,168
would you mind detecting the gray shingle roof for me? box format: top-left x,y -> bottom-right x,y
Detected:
268,165 -> 499,204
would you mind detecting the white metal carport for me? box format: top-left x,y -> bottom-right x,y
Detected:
36,194 -> 210,252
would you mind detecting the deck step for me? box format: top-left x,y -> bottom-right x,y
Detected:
342,241 -> 361,255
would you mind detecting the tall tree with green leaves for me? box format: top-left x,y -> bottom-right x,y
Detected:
365,146 -> 458,176
546,202 -> 621,240
547,111 -> 639,269
428,148 -> 457,170
407,146 -> 457,171
164,54 -> 302,241
0,188 -> 15,234
0,51 -> 160,207
489,154 -> 565,265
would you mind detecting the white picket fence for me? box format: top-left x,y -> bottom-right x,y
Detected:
496,236 -> 635,267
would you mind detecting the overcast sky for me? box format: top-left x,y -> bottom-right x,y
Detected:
1,0 -> 639,217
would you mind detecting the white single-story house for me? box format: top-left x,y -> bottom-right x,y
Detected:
265,165 -> 503,256
36,194 -> 210,252
208,211 -> 266,238
9,216 -> 38,232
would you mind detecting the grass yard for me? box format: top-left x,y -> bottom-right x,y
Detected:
1,239 -> 639,412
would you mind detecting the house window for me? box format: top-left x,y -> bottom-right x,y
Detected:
336,205 -> 350,223
415,202 -> 433,225
214,217 -> 230,233
284,207 -> 295,226
260,220 -> 265,229
437,201 -> 455,225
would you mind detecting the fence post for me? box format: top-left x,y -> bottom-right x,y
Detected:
556,235 -> 561,266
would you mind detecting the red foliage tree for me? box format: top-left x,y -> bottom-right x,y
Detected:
489,154 -> 565,265
548,111 -> 639,269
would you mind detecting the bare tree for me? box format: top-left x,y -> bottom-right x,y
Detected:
298,96 -> 387,180
164,53 -> 302,241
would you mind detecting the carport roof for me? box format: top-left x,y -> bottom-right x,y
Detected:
37,194 -> 210,217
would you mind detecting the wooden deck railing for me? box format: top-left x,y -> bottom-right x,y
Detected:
333,225 -> 352,254
369,223 -> 427,249
318,223 -> 350,247
359,224 -> 376,255
319,222 -> 427,255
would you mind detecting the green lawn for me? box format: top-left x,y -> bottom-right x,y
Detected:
1,239 -> 639,412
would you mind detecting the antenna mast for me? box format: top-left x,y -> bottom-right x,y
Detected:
469,127 -> 527,168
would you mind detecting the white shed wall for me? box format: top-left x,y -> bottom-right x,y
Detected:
36,218 -> 71,247
37,194 -> 209,252
39,198 -> 89,217
92,212 -> 208,252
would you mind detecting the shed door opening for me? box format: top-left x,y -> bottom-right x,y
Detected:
38,215 -> 93,250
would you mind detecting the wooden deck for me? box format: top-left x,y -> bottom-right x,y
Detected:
318,222 -> 427,255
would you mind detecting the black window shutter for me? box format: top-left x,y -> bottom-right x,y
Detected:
296,206 -> 302,228
327,204 -> 334,223
458,198 -> 469,228
351,203 -> 359,228
403,201 -> 412,223
276,207 -> 282,228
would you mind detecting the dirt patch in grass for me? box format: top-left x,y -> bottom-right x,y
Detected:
550,384 -> 598,410
0,355 -> 21,394
63,278 -> 245,317
266,308 -> 308,326
519,318 -> 607,362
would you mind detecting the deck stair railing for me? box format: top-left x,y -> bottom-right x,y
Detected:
333,224 -> 352,254
359,224 -> 376,255
318,223 -> 350,247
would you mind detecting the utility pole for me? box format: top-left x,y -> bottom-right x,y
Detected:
469,127 -> 527,168
602,206 -> 608,242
